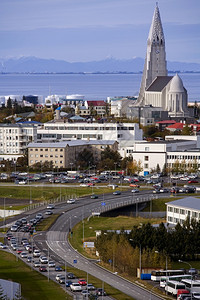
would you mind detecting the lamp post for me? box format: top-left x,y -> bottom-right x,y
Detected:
178,260 -> 193,299
3,197 -> 6,231
114,162 -> 117,177
69,162 -> 73,172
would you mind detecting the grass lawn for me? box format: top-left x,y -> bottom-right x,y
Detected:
142,195 -> 181,212
0,251 -> 71,300
70,216 -> 164,256
36,214 -> 60,231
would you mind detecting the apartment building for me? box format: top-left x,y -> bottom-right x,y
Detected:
166,197 -> 200,225
0,123 -> 37,161
28,140 -> 118,169
37,121 -> 143,148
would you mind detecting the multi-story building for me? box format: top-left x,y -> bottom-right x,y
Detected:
28,140 -> 118,169
37,121 -> 143,148
0,123 -> 37,161
166,197 -> 200,225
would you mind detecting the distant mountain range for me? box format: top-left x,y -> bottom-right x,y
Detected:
0,56 -> 200,73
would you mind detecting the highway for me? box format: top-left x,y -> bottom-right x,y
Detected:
33,190 -> 166,300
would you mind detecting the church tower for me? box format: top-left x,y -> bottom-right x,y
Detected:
136,3 -> 167,105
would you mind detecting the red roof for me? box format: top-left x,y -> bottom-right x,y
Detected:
87,101 -> 107,106
166,123 -> 184,130
156,120 -> 176,124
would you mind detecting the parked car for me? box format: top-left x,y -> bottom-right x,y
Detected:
55,266 -> 63,272
95,288 -> 107,296
34,261 -> 40,267
0,243 -> 7,249
66,280 -> 73,287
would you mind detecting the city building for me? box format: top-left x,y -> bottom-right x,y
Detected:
36,121 -> 143,148
28,140 -> 118,168
120,135 -> 200,176
134,4 -> 190,120
166,197 -> 200,225
75,100 -> 108,117
0,123 -> 38,161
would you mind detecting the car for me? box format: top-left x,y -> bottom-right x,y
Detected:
88,182 -> 95,186
67,272 -> 75,279
129,183 -> 140,188
81,290 -> 91,297
153,189 -> 160,194
39,266 -> 47,272
59,276 -> 66,284
21,218 -> 27,224
91,194 -> 98,199
0,243 -> 7,249
33,250 -> 41,257
45,210 -> 53,215
188,180 -> 198,184
34,261 -> 41,267
20,252 -> 28,258
47,204 -> 55,209
70,283 -> 82,292
87,283 -> 95,290
95,288 -> 107,296
78,279 -> 87,286
11,243 -> 18,251
27,256 -> 34,263
11,225 -> 18,232
6,233 -> 13,240
113,191 -> 121,195
159,188 -> 169,193
67,199 -> 75,204
55,266 -> 63,272
48,261 -> 55,267
107,184 -> 118,188
80,183 -> 87,187
66,280 -> 73,287
192,292 -> 200,299
16,248 -> 24,254
18,180 -> 27,185
56,274 -> 63,281
131,189 -> 139,193
39,256 -> 48,264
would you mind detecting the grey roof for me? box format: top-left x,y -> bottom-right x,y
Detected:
146,76 -> 173,92
166,197 -> 200,210
0,123 -> 36,128
28,140 -> 117,148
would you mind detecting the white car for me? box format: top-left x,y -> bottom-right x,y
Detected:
39,256 -> 48,264
56,274 -> 63,281
70,282 -> 82,292
48,261 -> 55,267
34,261 -> 40,267
33,250 -> 41,257
80,183 -> 87,187
18,180 -> 27,185
47,204 -> 55,209
131,189 -> 139,193
0,243 -> 7,249
67,199 -> 75,204
20,252 -> 28,258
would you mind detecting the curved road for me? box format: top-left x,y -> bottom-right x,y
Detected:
34,190 -> 166,300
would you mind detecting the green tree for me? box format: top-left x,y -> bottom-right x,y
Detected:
182,124 -> 193,135
77,148 -> 94,169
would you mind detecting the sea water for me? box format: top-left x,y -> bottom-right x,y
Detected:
0,73 -> 199,102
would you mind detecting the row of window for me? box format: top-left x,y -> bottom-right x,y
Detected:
167,155 -> 200,160
30,160 -> 63,164
168,206 -> 200,218
30,148 -> 63,152
44,126 -> 117,131
30,154 -> 63,158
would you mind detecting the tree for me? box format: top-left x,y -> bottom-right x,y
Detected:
182,124 -> 193,135
127,159 -> 143,175
77,148 -> 94,169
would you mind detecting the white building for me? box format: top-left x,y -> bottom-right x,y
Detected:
0,123 -> 38,161
120,136 -> 200,176
166,197 -> 200,225
37,121 -> 143,148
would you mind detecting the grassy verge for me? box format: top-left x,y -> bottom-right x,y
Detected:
36,214 -> 60,231
70,216 -> 164,257
0,251 -> 71,300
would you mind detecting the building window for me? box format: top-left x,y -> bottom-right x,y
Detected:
144,156 -> 149,161
40,155 -> 43,157
180,209 -> 185,214
174,208 -> 179,213
145,147 -> 149,151
144,164 -> 148,168
168,206 -> 173,212
60,149 -> 63,152
40,149 -> 43,151
45,149 -> 48,151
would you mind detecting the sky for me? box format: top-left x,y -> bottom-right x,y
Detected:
0,0 -> 200,63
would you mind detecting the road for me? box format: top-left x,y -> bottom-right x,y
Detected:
33,190 -> 166,300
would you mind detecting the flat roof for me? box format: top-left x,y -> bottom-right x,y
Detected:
166,197 -> 200,210
28,140 -> 117,148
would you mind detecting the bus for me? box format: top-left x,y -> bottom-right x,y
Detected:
165,281 -> 186,296
151,270 -> 185,282
181,279 -> 200,293
160,274 -> 192,287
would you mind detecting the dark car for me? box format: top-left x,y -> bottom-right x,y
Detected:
67,272 -> 75,279
39,266 -> 47,272
113,191 -> 121,195
95,288 -> 107,296
91,194 -> 98,199
66,280 -> 73,287
55,266 -> 63,271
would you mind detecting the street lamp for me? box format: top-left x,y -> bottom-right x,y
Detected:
130,239 -> 142,278
69,162 -> 73,172
155,251 -> 168,270
114,162 -> 117,176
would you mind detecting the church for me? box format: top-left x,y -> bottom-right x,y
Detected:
130,4 -> 191,124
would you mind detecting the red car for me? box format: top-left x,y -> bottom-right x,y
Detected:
39,266 -> 47,272
87,183 -> 95,186
188,180 -> 198,183
78,279 -> 87,286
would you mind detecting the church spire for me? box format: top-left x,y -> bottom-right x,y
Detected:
136,4 -> 167,106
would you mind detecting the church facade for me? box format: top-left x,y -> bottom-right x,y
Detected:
135,4 -> 190,120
